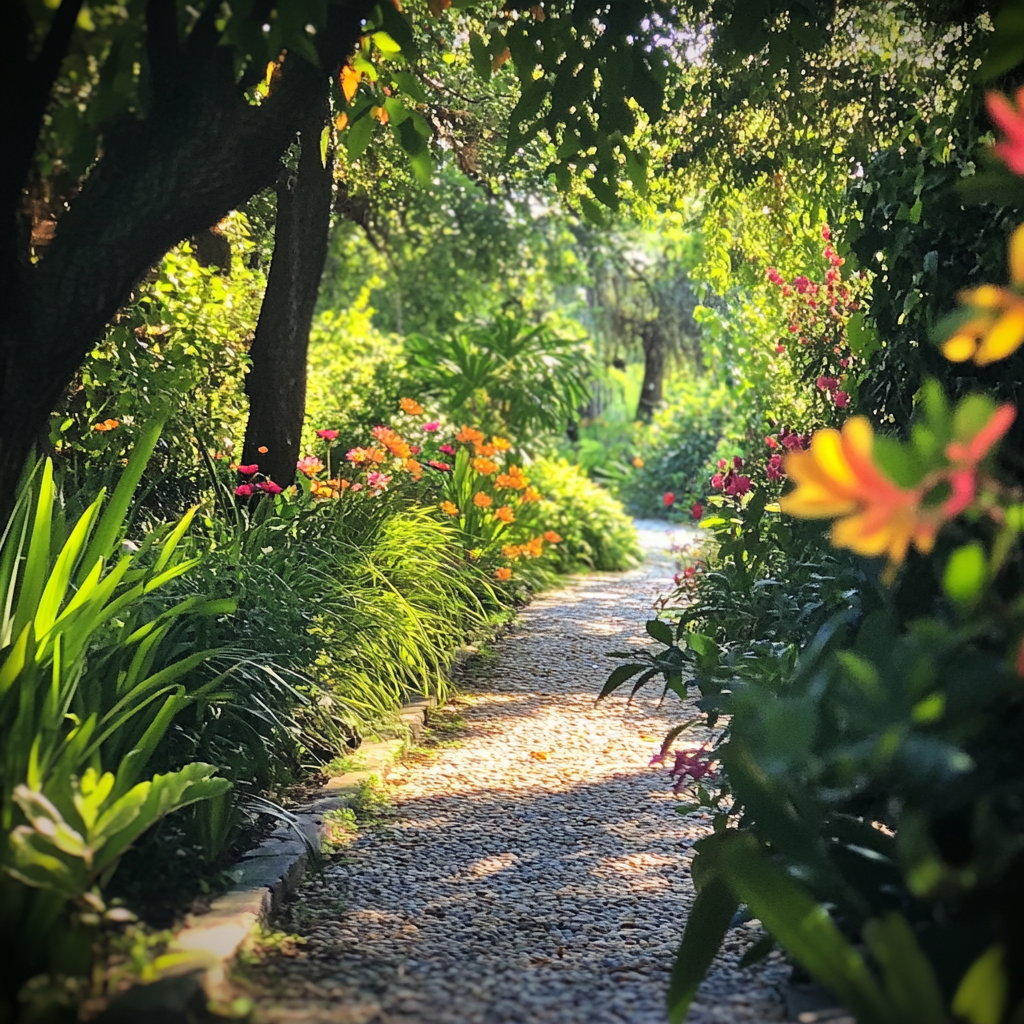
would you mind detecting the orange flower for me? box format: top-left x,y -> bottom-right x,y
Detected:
400,397 -> 424,416
632,456 -> 644,468
491,436 -> 512,451
371,104 -> 389,124
543,531 -> 562,543
473,492 -> 493,509
93,418 -> 119,432
372,426 -> 411,459
495,506 -> 515,523
522,487 -> 542,503
780,417 -> 938,568
472,457 -> 499,475
495,566 -> 513,581
943,224 -> 1024,365
524,536 -> 544,558
404,457 -> 423,480
456,426 -> 485,445
502,543 -> 522,558
258,446 -> 269,454
474,443 -> 497,457
440,500 -> 460,516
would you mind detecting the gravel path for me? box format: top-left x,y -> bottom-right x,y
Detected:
246,522 -> 790,1024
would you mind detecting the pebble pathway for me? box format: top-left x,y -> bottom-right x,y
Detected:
246,521 -> 791,1024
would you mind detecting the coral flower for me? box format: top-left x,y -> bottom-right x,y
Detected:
943,224 -> 1024,365
495,567 -> 513,581
492,436 -> 512,451
316,429 -> 339,440
473,492 -> 493,508
472,457 -> 499,475
942,403 -> 1016,516
297,456 -> 324,477
986,87 -> 1024,175
543,531 -> 562,543
440,500 -> 459,516
495,506 -> 515,523
93,418 -> 119,432
400,397 -> 425,415
780,417 -> 937,568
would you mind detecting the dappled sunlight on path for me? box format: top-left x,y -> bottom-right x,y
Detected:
245,523 -> 789,1024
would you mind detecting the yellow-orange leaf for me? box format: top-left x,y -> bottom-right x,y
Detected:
340,64 -> 361,102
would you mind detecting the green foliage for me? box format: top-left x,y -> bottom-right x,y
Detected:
405,313 -> 593,445
528,458 -> 641,573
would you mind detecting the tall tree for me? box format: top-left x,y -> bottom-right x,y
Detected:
242,94 -> 334,485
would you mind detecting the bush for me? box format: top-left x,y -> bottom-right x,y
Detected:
529,457 -> 641,572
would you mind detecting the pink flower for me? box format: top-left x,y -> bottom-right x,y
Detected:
717,458 -> 727,470
237,464 -> 259,476
297,456 -> 324,477
428,460 -> 452,471
733,455 -> 744,469
711,473 -> 724,490
351,482 -> 363,492
691,502 -> 703,520
423,422 -> 441,432
766,267 -> 784,285
793,275 -> 811,294
779,427 -> 808,452
766,454 -> 785,481
724,472 -> 751,497
366,471 -> 391,491
668,746 -> 716,792
817,376 -> 840,393
663,492 -> 676,507
834,390 -> 850,408
234,483 -> 255,497
822,224 -> 831,241
259,480 -> 283,494
439,444 -> 455,455
317,429 -> 339,440
775,343 -> 786,353
788,323 -> 799,333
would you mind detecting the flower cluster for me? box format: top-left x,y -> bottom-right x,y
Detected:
234,463 -> 284,497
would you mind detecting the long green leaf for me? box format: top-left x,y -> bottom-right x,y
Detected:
13,461 -> 54,641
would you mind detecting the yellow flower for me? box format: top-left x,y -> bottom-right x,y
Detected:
400,397 -> 425,415
472,457 -> 499,475
943,224 -> 1024,365
492,436 -> 512,451
495,506 -> 515,523
543,531 -> 562,543
632,456 -> 644,468
495,566 -> 513,581
780,417 -> 937,569
440,500 -> 459,516
473,492 -> 493,508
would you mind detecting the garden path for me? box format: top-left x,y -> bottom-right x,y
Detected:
245,522 -> 790,1024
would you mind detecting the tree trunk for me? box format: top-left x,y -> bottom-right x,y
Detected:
0,0 -> 371,505
241,94 -> 333,487
636,322 -> 665,421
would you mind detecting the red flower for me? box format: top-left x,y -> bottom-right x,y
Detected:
428,460 -> 452,472
779,428 -> 809,451
691,502 -> 703,520
237,464 -> 259,476
724,472 -> 751,497
793,275 -> 811,294
733,455 -> 744,469
822,224 -> 831,241
409,445 -> 421,454
767,267 -> 784,285
663,492 -> 676,507
711,473 -> 724,490
259,480 -> 283,494
766,435 -> 779,448
234,483 -> 255,497
766,454 -> 785,481
317,429 -> 340,440
775,343 -> 786,353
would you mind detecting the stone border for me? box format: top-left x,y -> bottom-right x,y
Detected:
94,697 -> 434,1022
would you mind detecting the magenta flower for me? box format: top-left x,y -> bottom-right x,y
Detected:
237,464 -> 259,476
366,471 -> 391,491
793,275 -> 811,294
732,455 -> 744,469
234,483 -> 255,497
723,472 -> 751,497
766,455 -> 785,481
691,502 -> 703,520
317,429 -> 340,440
259,480 -> 283,494
439,444 -> 455,455
423,422 -> 441,432
834,390 -> 850,408
669,746 -> 716,792
816,376 -> 840,393
711,473 -> 724,490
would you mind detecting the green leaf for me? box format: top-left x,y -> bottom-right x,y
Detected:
469,32 -> 491,80
599,663 -> 644,698
646,619 -> 674,646
667,876 -> 738,1024
319,124 -> 330,167
943,543 -> 986,605
346,113 -> 375,161
952,945 -> 1007,1024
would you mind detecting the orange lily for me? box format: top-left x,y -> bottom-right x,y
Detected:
780,417 -> 937,568
943,224 -> 1024,365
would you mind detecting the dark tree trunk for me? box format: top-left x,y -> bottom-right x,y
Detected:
0,0 -> 372,505
636,322 -> 665,421
241,93 -> 333,487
